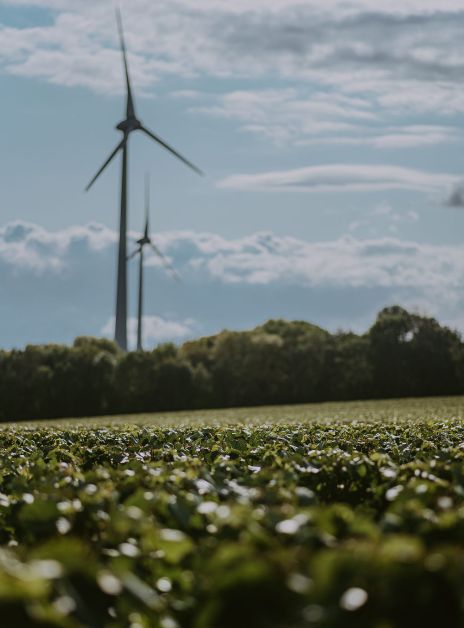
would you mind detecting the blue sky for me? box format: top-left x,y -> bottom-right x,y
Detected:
2,0 -> 464,349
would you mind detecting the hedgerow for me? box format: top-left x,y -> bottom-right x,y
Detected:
1,305 -> 463,421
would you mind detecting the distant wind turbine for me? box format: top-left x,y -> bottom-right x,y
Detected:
128,174 -> 181,351
85,9 -> 203,351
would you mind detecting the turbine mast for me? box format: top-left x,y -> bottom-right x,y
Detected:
137,244 -> 144,351
129,175 -> 182,351
85,10 -> 202,351
115,139 -> 129,351
137,174 -> 150,351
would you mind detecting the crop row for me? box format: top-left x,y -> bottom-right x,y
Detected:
1,419 -> 464,627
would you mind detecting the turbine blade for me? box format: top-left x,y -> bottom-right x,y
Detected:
149,242 -> 182,282
85,139 -> 125,191
127,247 -> 141,261
140,126 -> 204,176
116,8 -> 136,119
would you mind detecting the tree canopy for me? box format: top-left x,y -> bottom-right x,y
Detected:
0,306 -> 462,421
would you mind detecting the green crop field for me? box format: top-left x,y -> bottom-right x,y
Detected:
2,396 -> 464,627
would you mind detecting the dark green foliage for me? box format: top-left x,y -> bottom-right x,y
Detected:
369,306 -> 461,398
0,306 -> 463,421
2,415 -> 464,625
329,333 -> 373,400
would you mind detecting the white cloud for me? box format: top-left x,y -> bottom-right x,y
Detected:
193,89 -> 375,144
181,232 -> 462,301
349,203 -> 419,235
2,1 -> 464,112
2,219 -> 464,346
3,0 -> 464,156
300,125 -> 459,149
194,90 -> 459,148
102,315 -> 194,347
0,220 -> 116,271
370,126 -> 458,149
218,164 -> 458,195
2,220 -> 463,299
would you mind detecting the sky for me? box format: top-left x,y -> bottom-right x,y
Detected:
2,0 -> 464,349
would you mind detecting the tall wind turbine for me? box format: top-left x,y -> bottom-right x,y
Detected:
129,174 -> 181,351
86,9 -> 202,351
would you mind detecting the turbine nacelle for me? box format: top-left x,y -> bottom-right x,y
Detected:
137,235 -> 151,246
129,174 -> 182,284
116,117 -> 141,133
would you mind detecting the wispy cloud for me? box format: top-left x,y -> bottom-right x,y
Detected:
3,1 -> 464,113
368,126 -> 459,149
192,89 -> 375,145
218,164 -> 458,195
299,125 -> 460,149
2,0 -> 464,162
193,90 -> 459,148
348,202 -> 420,236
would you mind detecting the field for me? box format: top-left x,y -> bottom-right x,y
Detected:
2,397 -> 464,627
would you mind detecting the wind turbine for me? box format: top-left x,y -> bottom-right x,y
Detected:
85,9 -> 203,351
128,174 -> 181,351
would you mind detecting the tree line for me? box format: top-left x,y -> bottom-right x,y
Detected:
1,305 -> 463,421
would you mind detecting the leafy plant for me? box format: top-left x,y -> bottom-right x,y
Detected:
2,404 -> 464,625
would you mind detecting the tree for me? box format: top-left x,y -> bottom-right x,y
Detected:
369,306 -> 461,398
329,333 -> 373,400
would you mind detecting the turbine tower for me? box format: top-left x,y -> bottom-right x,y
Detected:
86,9 -> 202,351
129,174 -> 181,351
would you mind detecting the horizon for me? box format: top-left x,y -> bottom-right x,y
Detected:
0,299 -> 455,353
2,1 -> 464,349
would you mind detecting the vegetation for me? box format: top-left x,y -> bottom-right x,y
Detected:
0,306 -> 463,422
2,399 -> 464,626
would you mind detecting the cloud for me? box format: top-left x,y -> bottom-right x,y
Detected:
174,231 -> 463,300
3,0 -> 464,157
0,220 -> 116,271
218,164 -> 458,195
192,89 -> 376,144
192,88 -> 460,147
2,1 -> 464,112
369,126 -> 458,149
2,220 -> 463,297
102,315 -> 195,346
302,126 -> 459,149
348,203 -> 420,236
2,219 -> 464,348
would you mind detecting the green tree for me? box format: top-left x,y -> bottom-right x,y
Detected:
369,306 -> 461,398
